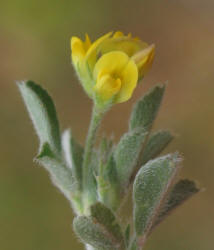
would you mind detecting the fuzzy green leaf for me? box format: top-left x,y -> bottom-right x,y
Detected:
73,215 -> 122,250
129,84 -> 165,131
62,129 -> 83,188
99,136 -> 114,166
90,202 -> 125,248
141,130 -> 174,165
133,154 -> 181,236
18,80 -> 61,154
152,179 -> 200,229
114,129 -> 147,187
37,142 -> 75,199
103,155 -> 118,184
97,155 -> 120,211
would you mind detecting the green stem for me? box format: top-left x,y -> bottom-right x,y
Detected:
82,105 -> 104,207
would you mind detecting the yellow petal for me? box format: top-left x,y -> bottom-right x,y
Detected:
93,51 -> 138,103
85,32 -> 113,68
93,51 -> 130,79
113,31 -> 124,38
115,59 -> 138,103
84,33 -> 91,51
132,44 -> 155,77
113,31 -> 139,41
94,74 -> 121,100
71,36 -> 86,65
99,37 -> 148,57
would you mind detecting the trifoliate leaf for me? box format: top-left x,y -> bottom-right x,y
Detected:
141,130 -> 174,165
133,153 -> 181,237
18,80 -> 61,154
129,84 -> 165,131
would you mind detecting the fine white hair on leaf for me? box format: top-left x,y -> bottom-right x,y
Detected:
62,129 -> 73,170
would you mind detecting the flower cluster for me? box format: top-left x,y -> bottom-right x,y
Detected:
71,31 -> 155,108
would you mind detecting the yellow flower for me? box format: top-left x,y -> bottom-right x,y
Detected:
93,51 -> 138,103
71,31 -> 155,107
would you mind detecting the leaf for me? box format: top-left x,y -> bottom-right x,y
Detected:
36,142 -> 75,199
129,84 -> 165,131
73,216 -> 115,250
141,130 -> 174,165
90,202 -> 125,248
73,202 -> 125,249
97,155 -> 120,211
103,155 -> 118,185
133,153 -> 181,237
62,129 -> 83,188
152,179 -> 200,229
73,214 -> 124,250
114,128 -> 147,187
18,80 -> 61,154
99,136 -> 114,167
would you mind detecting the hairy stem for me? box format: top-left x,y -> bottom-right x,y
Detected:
82,105 -> 104,208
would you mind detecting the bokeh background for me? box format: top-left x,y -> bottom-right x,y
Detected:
1,0 -> 214,249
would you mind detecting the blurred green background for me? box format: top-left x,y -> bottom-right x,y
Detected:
1,0 -> 214,249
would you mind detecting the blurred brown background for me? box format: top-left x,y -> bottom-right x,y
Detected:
1,0 -> 214,249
